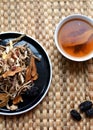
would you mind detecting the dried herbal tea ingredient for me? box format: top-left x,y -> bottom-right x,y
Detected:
79,101 -> 92,112
0,35 -> 40,110
70,109 -> 81,121
85,108 -> 93,117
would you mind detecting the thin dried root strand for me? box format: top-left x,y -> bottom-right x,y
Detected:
0,88 -> 13,97
23,80 -> 33,87
16,43 -> 27,48
28,48 -> 41,61
32,54 -> 41,61
17,85 -> 29,96
17,81 -> 33,96
0,45 -> 6,49
7,34 -> 26,46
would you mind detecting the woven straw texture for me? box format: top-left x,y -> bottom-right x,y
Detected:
0,0 -> 93,130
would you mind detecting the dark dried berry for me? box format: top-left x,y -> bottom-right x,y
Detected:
79,101 -> 92,112
70,109 -> 81,121
86,108 -> 93,117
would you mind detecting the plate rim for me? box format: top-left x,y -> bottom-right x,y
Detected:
0,31 -> 52,116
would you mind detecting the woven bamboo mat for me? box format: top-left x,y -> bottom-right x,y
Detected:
0,0 -> 93,129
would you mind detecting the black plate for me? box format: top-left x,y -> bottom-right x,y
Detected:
0,32 -> 52,115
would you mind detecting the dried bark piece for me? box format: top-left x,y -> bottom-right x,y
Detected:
13,95 -> 23,105
32,74 -> 38,81
26,66 -> 32,82
0,100 -> 8,108
26,56 -> 38,82
26,57 -> 33,82
2,67 -> 24,78
0,93 -> 9,107
0,93 -> 9,100
31,57 -> 37,77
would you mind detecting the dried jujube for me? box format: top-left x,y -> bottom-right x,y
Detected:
86,108 -> 93,117
79,101 -> 92,112
70,109 -> 81,121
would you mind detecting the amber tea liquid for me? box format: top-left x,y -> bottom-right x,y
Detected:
58,19 -> 93,57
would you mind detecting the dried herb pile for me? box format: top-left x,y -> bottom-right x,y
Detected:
0,35 -> 39,110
